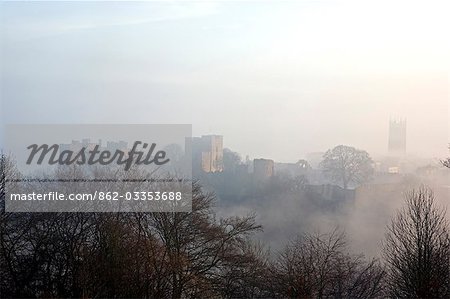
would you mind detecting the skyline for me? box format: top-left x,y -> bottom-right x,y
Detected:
1,0 -> 448,162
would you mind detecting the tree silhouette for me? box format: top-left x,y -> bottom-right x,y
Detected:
383,187 -> 450,298
320,145 -> 373,189
271,229 -> 385,298
442,146 -> 450,168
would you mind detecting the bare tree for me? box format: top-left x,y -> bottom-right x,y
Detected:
147,182 -> 262,298
383,187 -> 450,298
442,145 -> 450,168
271,229 -> 385,298
0,157 -> 263,298
214,241 -> 272,298
0,153 -> 21,211
320,145 -> 373,189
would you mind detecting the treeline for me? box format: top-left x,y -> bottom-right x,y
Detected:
1,154 -> 450,298
0,184 -> 385,298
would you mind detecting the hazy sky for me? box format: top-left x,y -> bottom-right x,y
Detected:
1,0 -> 448,162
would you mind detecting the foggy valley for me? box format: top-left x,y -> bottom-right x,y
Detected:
1,1 -> 449,298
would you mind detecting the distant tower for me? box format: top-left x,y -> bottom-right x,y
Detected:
388,118 -> 406,155
186,135 -> 224,173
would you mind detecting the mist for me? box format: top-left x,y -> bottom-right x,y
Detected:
2,1 -> 450,297
2,0 -> 449,251
1,1 -> 448,161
